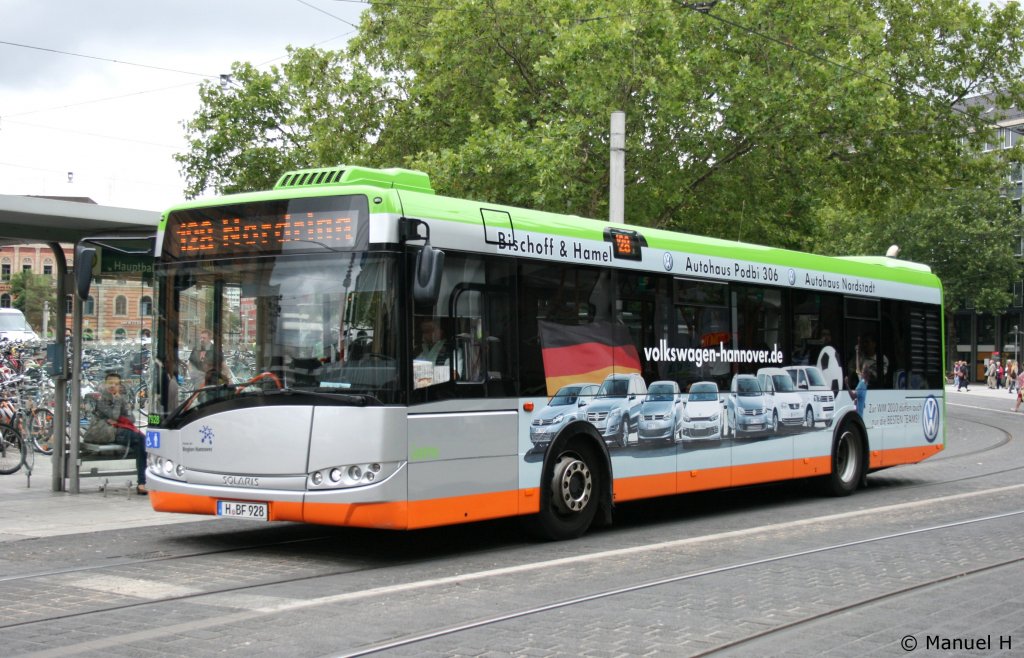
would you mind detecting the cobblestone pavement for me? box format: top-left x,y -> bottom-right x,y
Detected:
0,389 -> 1020,657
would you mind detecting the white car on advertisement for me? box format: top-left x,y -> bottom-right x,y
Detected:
756,367 -> 805,433
680,381 -> 724,443
784,365 -> 835,428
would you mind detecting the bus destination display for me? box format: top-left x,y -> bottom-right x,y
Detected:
167,210 -> 358,257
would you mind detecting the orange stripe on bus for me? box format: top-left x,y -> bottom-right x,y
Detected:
150,490 -> 215,515
148,491 -> 304,522
406,490 -> 519,529
794,455 -> 832,478
150,444 -> 944,529
677,466 -> 731,493
732,460 -> 794,487
304,500 -> 407,529
878,443 -> 943,467
519,487 -> 541,514
613,472 -> 676,502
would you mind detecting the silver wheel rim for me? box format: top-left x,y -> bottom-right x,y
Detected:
836,430 -> 858,483
551,455 -> 593,514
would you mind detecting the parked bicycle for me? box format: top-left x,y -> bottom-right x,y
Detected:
0,418 -> 26,475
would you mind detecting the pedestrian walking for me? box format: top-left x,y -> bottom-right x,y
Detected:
958,361 -> 970,392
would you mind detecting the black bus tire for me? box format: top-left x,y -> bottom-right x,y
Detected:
530,442 -> 601,540
823,423 -> 864,496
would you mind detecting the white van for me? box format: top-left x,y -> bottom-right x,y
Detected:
0,308 -> 39,343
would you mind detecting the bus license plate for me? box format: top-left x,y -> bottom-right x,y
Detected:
216,501 -> 268,521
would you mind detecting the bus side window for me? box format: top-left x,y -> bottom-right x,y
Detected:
487,335 -> 504,381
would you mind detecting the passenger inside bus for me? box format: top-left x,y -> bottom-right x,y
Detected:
347,330 -> 371,362
850,333 -> 888,387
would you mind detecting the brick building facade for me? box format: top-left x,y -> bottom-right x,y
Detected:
0,243 -> 153,342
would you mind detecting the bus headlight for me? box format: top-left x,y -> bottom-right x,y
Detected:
308,461 -> 400,490
148,454 -> 186,481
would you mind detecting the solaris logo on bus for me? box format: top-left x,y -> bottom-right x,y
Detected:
922,396 -> 940,443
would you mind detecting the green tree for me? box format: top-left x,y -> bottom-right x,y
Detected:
9,271 -> 56,333
176,0 -> 1024,309
813,188 -> 1024,360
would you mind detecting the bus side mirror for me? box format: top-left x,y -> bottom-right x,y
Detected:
74,245 -> 97,300
413,244 -> 445,306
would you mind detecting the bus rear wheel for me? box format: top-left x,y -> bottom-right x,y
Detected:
823,424 -> 864,496
532,444 -> 600,540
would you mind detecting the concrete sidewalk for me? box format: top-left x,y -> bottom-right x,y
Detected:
946,380 -> 1023,404
0,451 -> 209,543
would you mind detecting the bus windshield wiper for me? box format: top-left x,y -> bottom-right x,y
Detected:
165,380 -> 241,423
165,383 -> 381,423
259,387 -> 382,406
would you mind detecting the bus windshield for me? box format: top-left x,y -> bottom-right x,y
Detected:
150,251 -> 400,421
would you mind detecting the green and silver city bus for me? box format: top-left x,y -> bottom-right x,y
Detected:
145,165 -> 944,539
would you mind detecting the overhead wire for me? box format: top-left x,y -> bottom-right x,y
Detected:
0,0 -> 362,191
0,39 -> 216,78
2,0 -> 1017,184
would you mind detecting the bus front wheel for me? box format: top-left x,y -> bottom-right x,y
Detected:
533,443 -> 600,540
823,424 -> 864,496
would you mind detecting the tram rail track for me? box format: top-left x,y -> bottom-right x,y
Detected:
2,485 -> 1022,654
336,509 -> 1024,657
3,458 -> 1020,591
2,409 -> 1021,655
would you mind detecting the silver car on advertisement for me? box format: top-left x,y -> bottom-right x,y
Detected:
725,374 -> 771,437
586,373 -> 648,448
637,380 -> 683,444
529,383 -> 600,448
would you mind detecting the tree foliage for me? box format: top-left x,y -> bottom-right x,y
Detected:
9,271 -> 55,332
176,0 -> 1024,312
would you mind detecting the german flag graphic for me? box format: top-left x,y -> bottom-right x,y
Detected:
539,320 -> 642,395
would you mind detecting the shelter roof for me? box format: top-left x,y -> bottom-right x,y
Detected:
0,194 -> 160,244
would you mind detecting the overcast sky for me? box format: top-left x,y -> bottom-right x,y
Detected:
0,0 -> 365,210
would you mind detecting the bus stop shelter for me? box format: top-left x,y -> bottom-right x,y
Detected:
0,194 -> 159,492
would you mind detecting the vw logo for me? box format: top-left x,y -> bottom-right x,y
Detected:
921,396 -> 940,443
788,268 -> 796,286
663,252 -> 674,271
